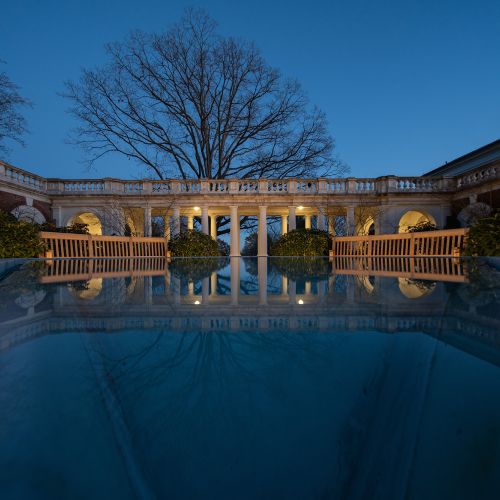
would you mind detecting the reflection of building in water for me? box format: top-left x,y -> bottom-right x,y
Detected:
1,258 -> 499,368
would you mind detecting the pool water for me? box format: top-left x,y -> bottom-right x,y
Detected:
0,257 -> 499,500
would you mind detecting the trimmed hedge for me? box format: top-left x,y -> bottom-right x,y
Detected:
0,210 -> 46,258
270,257 -> 330,280
407,221 -> 437,233
270,229 -> 331,256
169,257 -> 229,281
463,212 -> 500,257
169,229 -> 223,257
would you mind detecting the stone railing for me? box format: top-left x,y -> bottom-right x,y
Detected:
1,160 -> 498,197
0,161 -> 47,191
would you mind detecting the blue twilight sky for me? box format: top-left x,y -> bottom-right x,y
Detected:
1,0 -> 499,179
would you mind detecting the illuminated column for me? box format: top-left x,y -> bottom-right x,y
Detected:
172,207 -> 180,236
144,206 -> 152,237
328,215 -> 335,236
230,206 -> 240,257
144,276 -> 153,305
289,279 -> 297,304
230,257 -> 240,305
188,281 -> 194,296
281,215 -> 287,235
305,215 -> 311,229
346,206 -> 355,235
317,207 -> 326,231
258,258 -> 268,305
305,281 -> 312,295
210,215 -> 217,239
258,205 -> 268,257
202,277 -> 209,304
288,206 -> 296,231
172,276 -> 181,305
201,207 -> 209,235
281,275 -> 288,296
210,271 -> 218,296
187,215 -> 194,230
164,215 -> 171,241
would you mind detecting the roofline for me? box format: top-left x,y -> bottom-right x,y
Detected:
423,138 -> 500,176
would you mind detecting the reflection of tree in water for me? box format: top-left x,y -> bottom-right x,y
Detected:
86,327 -> 343,436
169,258 -> 229,282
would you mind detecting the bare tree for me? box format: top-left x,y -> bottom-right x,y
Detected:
0,62 -> 32,156
64,8 -> 344,181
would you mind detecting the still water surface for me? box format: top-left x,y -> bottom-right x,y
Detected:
0,257 -> 499,500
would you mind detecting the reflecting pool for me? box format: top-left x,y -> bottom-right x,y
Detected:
1,257 -> 500,500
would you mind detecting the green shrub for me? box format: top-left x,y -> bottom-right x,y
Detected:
39,221 -> 90,234
169,257 -> 229,281
270,257 -> 330,280
169,229 -> 222,257
0,210 -> 46,258
270,229 -> 331,256
463,212 -> 500,257
407,221 -> 437,233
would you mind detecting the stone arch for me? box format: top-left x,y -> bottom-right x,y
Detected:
11,205 -> 46,224
358,216 -> 375,236
398,278 -> 436,299
398,210 -> 436,233
67,211 -> 103,235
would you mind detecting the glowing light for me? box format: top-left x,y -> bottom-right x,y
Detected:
194,300 -> 201,305
297,206 -> 304,210
193,206 -> 200,211
298,299 -> 304,305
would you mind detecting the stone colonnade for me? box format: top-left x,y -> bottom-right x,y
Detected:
142,204 -> 335,257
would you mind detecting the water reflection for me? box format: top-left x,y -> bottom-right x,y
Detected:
0,257 -> 499,362
0,257 -> 500,499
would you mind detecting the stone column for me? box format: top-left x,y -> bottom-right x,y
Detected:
288,206 -> 296,231
230,206 -> 240,257
210,215 -> 217,240
281,275 -> 288,296
305,215 -> 311,229
144,207 -> 152,237
164,215 -> 171,241
281,215 -> 288,235
289,279 -> 297,304
202,277 -> 209,304
258,258 -> 268,305
328,215 -> 335,236
187,215 -> 194,230
258,205 -> 268,257
230,257 -> 240,305
201,207 -> 209,235
305,281 -> 312,295
210,271 -> 218,296
317,207 -> 326,231
346,206 -> 355,235
172,207 -> 181,236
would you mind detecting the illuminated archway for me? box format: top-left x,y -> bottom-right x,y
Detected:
68,212 -> 102,235
359,216 -> 375,236
398,210 -> 436,233
398,278 -> 436,299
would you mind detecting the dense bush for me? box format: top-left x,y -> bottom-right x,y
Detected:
270,257 -> 330,280
463,212 -> 500,256
169,257 -> 229,281
407,221 -> 437,233
270,229 -> 331,256
0,210 -> 46,258
169,229 -> 223,257
39,221 -> 90,234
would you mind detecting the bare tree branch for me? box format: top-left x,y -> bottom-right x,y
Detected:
63,8 -> 346,180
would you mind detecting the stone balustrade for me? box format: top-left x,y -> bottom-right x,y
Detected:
3,160 -> 490,197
